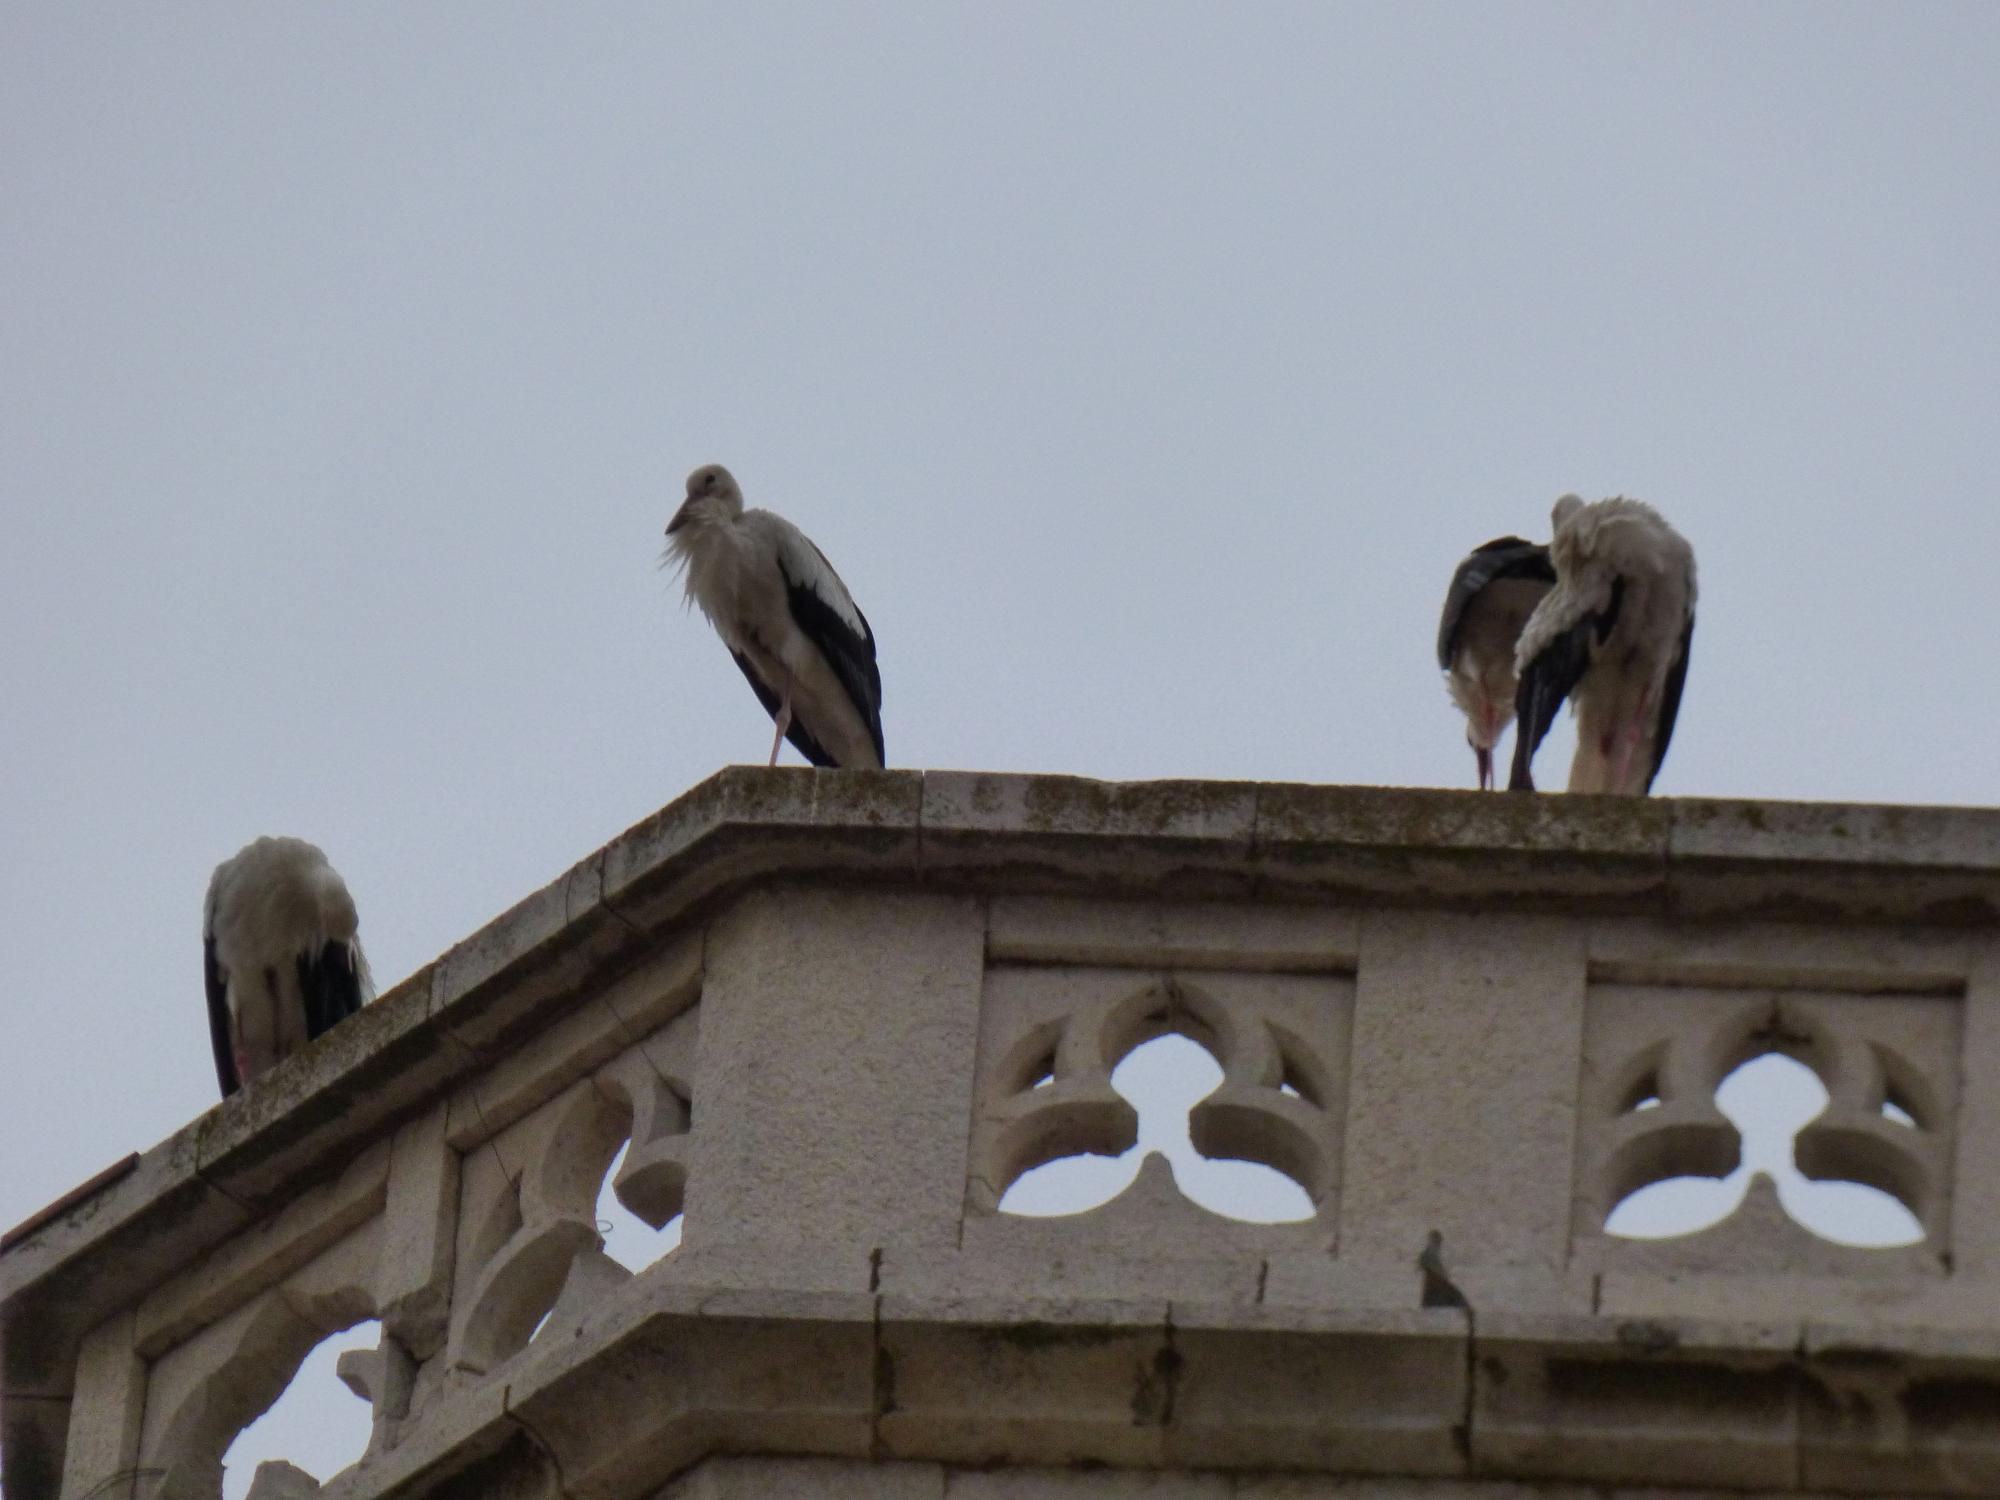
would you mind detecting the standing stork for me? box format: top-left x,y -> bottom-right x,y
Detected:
1437,535 -> 1557,789
1509,495 -> 1696,795
663,463 -> 885,769
204,836 -> 371,1099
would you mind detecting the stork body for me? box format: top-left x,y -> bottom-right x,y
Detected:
1437,535 -> 1557,789
203,836 -> 371,1098
664,464 -> 885,769
1510,495 -> 1696,795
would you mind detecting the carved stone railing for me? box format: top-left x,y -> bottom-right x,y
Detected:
3,772 -> 1998,1499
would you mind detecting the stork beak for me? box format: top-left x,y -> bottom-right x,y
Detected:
665,500 -> 692,535
1475,745 -> 1493,791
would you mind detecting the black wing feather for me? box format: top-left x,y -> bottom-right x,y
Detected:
730,650 -> 838,766
1508,618 -> 1595,791
1508,577 -> 1627,792
1437,537 -> 1556,668
1643,610 -> 1695,792
297,941 -> 365,1044
779,552 -> 886,767
204,933 -> 240,1099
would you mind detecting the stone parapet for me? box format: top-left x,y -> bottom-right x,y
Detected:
3,770 -> 1997,1499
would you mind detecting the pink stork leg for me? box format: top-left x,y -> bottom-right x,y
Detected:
768,697 -> 792,767
1610,688 -> 1654,794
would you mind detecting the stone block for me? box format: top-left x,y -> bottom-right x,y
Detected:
59,1310 -> 144,1500
1250,784 -> 1671,912
920,773 -> 1258,899
1799,1321 -> 2000,1494
1667,797 -> 2000,926
1471,1312 -> 1801,1490
1950,937 -> 2000,1280
985,897 -> 1356,972
136,1139 -> 389,1358
376,1105 -> 459,1360
684,887 -> 985,1258
1337,911 -> 1587,1272
1585,916 -> 1974,993
1259,1253 -> 1417,1313
1596,1267 -> 1996,1328
600,766 -> 923,934
1165,1302 -> 1469,1475
442,934 -> 699,1151
431,852 -> 651,1063
509,1286 -> 877,1500
880,1236 -> 1265,1307
877,1295 -> 1173,1468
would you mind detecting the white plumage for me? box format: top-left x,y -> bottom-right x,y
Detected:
1437,535 -> 1557,789
663,464 -> 885,769
203,836 -> 371,1098
1510,495 -> 1697,795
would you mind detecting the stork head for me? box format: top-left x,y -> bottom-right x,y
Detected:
667,464 -> 745,535
1551,493 -> 1585,533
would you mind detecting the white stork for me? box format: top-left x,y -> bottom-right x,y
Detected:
204,836 -> 372,1098
1510,495 -> 1697,795
1437,535 -> 1557,789
663,464 -> 885,769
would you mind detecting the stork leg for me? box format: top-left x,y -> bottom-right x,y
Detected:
768,697 -> 793,767
231,1012 -> 252,1090
1609,689 -> 1653,794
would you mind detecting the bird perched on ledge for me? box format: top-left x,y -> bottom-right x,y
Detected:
204,837 -> 372,1098
1437,535 -> 1557,789
1510,495 -> 1697,795
663,463 -> 885,769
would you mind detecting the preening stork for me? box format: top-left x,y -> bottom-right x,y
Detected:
1437,535 -> 1557,789
663,464 -> 885,769
203,836 -> 371,1099
1510,495 -> 1696,795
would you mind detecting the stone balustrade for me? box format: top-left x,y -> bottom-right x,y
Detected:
3,770 -> 1998,1500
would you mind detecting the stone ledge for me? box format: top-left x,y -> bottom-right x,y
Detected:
273,1287 -> 2000,1498
6,770 -> 1999,1500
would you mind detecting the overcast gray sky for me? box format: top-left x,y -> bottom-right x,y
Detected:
3,4 -> 1995,1492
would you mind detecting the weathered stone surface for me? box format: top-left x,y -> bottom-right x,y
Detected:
922,772 -> 1258,899
987,894 -> 1359,972
601,766 -> 923,934
56,1311 -> 144,1500
1166,1302 -> 1469,1475
1471,1312 -> 1802,1490
1252,783 -> 1671,911
1951,936 -> 2000,1281
1667,797 -> 2000,925
6,772 -> 2000,1500
1338,911 -> 1587,1272
877,1295 -> 1175,1468
686,886 -> 985,1260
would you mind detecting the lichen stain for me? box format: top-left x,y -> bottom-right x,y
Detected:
1616,1319 -> 1681,1354
1131,1344 -> 1182,1426
989,1321 -> 1130,1352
